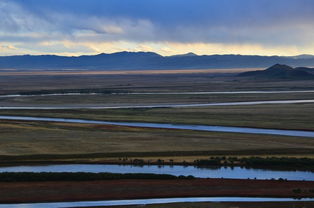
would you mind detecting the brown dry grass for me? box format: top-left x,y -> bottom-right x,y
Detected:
0,120 -> 313,162
0,178 -> 313,203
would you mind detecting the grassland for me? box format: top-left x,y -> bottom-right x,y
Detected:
1,103 -> 313,130
0,118 -> 313,164
0,73 -> 313,163
1,178 -> 313,203
1,73 -> 314,95
0,73 -> 313,206
1,92 -> 314,107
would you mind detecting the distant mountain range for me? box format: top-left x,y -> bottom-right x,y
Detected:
239,64 -> 314,79
1,52 -> 314,70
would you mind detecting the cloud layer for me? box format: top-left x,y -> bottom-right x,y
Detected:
0,0 -> 314,56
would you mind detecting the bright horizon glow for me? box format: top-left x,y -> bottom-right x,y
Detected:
1,41 -> 313,57
1,0 -> 314,56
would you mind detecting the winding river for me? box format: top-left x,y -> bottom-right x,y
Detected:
1,90 -> 313,207
0,197 -> 313,208
125,90 -> 314,95
1,90 -> 314,98
1,115 -> 314,138
1,90 -> 314,109
0,99 -> 314,109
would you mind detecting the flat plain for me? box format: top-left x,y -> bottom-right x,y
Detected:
0,72 -> 314,207
0,73 -> 314,163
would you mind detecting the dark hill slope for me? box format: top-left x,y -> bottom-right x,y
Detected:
239,64 -> 314,79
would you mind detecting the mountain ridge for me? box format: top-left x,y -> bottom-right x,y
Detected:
1,52 -> 314,70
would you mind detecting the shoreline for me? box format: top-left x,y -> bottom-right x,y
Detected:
1,156 -> 314,173
1,114 -> 314,132
96,201 -> 314,208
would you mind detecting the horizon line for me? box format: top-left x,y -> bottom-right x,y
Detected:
1,51 -> 314,58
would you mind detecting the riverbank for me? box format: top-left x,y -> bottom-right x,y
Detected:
1,156 -> 314,173
1,103 -> 314,131
108,201 -> 314,208
0,178 -> 313,203
1,115 -> 314,138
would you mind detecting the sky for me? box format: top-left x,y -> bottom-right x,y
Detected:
0,0 -> 314,56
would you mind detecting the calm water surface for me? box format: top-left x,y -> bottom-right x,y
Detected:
0,197 -> 313,208
0,115 -> 314,138
1,99 -> 314,109
0,164 -> 313,181
1,91 -> 313,207
1,90 -> 314,97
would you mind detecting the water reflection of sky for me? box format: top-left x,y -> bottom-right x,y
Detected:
0,115 -> 314,137
0,99 -> 314,110
0,197 -> 313,208
0,164 -> 313,181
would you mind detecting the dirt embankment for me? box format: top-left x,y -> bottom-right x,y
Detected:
0,178 -> 313,203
